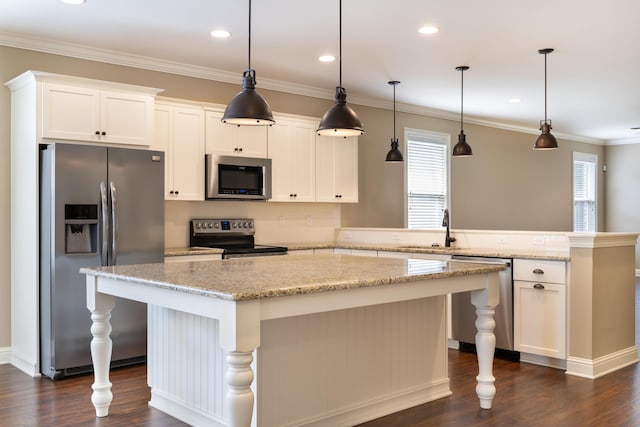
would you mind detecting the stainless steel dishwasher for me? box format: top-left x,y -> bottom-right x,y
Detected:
451,255 -> 516,358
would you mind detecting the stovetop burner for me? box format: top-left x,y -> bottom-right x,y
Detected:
189,218 -> 287,258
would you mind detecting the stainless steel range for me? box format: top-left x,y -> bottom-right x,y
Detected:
189,218 -> 288,258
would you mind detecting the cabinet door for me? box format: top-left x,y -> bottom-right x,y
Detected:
333,136 -> 358,202
268,118 -> 316,202
100,91 -> 153,146
153,106 -> 173,197
205,110 -> 267,157
169,107 -> 205,201
42,82 -> 100,141
315,135 -> 358,203
315,135 -> 337,202
237,125 -> 268,158
514,280 -> 566,359
205,110 -> 238,155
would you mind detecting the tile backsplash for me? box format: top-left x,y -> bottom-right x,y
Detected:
165,201 -> 341,248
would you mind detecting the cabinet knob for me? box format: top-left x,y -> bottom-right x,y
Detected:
533,283 -> 545,290
238,148 -> 243,152
533,268 -> 544,274
101,131 -> 106,136
175,190 -> 179,195
169,190 -> 174,194
95,131 -> 100,135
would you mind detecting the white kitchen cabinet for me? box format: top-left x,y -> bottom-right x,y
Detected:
155,102 -> 205,201
205,109 -> 268,158
315,135 -> 358,203
513,259 -> 567,361
42,82 -> 155,146
267,116 -> 316,202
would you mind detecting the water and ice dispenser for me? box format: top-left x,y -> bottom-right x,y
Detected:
64,204 -> 98,254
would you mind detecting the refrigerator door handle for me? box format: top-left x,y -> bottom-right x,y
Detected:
110,181 -> 117,265
99,181 -> 109,266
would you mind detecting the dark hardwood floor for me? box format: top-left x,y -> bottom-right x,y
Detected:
2,282 -> 639,426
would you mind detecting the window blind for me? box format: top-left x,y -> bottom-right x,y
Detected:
407,131 -> 448,229
573,153 -> 596,232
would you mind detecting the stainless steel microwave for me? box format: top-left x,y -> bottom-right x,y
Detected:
205,154 -> 272,200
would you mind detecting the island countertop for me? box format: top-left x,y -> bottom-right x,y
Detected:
81,253 -> 505,302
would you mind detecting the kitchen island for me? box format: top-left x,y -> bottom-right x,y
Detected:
82,254 -> 503,427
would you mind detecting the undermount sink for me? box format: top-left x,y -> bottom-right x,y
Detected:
396,245 -> 451,251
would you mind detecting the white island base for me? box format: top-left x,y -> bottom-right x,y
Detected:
84,255 -> 500,426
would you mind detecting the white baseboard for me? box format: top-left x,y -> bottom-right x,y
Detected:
519,352 -> 567,370
566,346 -> 639,379
10,350 -> 40,377
150,391 -> 226,427
0,347 -> 11,364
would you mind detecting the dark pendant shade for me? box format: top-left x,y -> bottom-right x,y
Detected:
452,130 -> 473,156
317,86 -> 364,137
222,70 -> 274,126
534,121 -> 559,150
385,138 -> 403,161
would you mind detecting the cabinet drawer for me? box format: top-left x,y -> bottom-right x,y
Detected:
513,259 -> 566,284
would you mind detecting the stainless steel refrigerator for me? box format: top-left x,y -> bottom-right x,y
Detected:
39,143 -> 164,379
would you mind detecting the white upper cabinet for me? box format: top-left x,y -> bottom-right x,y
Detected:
205,109 -> 268,158
267,116 -> 317,202
42,82 -> 155,146
154,102 -> 205,201
315,135 -> 358,203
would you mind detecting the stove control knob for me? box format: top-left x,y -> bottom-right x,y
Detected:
207,222 -> 213,228
248,221 -> 254,228
232,222 -> 237,228
196,222 -> 202,229
213,222 -> 219,228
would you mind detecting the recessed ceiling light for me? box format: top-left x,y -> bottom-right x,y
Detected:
509,98 -> 521,103
418,26 -> 439,35
319,55 -> 335,63
61,0 -> 86,4
210,29 -> 231,39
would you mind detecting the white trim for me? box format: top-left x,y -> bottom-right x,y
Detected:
150,391 -> 226,427
0,31 -> 605,146
519,352 -> 567,370
567,233 -> 639,248
565,346 -> 639,379
572,151 -> 598,232
10,349 -> 40,376
0,347 -> 11,365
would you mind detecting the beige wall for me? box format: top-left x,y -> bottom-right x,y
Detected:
342,105 -> 606,231
604,143 -> 640,267
0,44 -> 623,353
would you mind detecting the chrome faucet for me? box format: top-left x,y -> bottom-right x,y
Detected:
442,209 -> 456,247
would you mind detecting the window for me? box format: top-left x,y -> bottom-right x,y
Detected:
406,129 -> 450,229
573,152 -> 597,232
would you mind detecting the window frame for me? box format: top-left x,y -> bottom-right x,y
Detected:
572,151 -> 598,232
403,128 -> 451,229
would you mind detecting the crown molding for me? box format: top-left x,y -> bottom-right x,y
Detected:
0,31 -> 605,145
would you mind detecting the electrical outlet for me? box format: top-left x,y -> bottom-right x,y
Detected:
306,215 -> 312,226
496,237 -> 506,245
392,233 -> 400,241
279,216 -> 285,226
533,236 -> 545,245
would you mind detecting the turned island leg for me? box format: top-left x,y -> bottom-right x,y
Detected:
470,274 -> 499,410
225,351 -> 256,427
86,278 -> 116,417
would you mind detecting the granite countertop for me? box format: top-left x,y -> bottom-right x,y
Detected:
82,253 -> 504,302
165,243 -> 568,260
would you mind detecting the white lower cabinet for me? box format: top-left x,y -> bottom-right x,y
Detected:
513,259 -> 567,361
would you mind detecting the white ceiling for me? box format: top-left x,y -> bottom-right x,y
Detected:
2,0 -> 640,144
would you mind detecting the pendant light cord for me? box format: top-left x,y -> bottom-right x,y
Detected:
393,83 -> 397,140
248,0 -> 252,71
544,51 -> 548,122
339,0 -> 342,89
460,68 -> 464,132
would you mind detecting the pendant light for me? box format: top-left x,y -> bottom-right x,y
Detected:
452,66 -> 472,157
533,48 -> 558,150
316,0 -> 364,137
222,0 -> 274,126
385,80 -> 403,161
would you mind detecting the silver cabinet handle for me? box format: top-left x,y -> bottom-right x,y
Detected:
533,268 -> 544,274
110,182 -> 117,265
99,182 -> 108,266
533,283 -> 545,290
